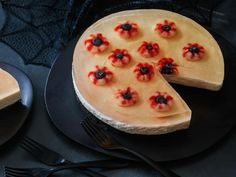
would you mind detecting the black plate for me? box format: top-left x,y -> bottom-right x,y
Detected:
0,62 -> 33,146
45,33 -> 236,162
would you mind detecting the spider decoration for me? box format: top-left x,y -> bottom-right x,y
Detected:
84,33 -> 109,53
134,63 -> 154,81
138,41 -> 159,58
155,19 -> 177,38
114,21 -> 138,39
115,87 -> 138,107
108,49 -> 131,67
149,91 -> 173,111
157,58 -> 178,75
182,43 -> 205,61
88,65 -> 113,85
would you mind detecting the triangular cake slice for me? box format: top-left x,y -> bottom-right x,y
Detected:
72,9 -> 224,135
0,68 -> 21,110
73,65 -> 191,134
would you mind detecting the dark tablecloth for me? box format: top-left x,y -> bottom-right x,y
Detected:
0,1 -> 236,176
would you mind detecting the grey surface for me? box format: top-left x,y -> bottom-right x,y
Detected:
0,0 -> 236,176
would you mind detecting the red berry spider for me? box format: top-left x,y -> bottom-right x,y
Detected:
182,43 -> 205,61
115,87 -> 138,107
84,33 -> 109,54
108,49 -> 131,67
155,19 -> 177,38
114,21 -> 138,39
138,41 -> 159,58
149,91 -> 173,111
134,63 -> 154,81
156,58 -> 178,75
88,65 -> 113,85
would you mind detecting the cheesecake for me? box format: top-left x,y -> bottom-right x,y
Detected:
72,9 -> 224,135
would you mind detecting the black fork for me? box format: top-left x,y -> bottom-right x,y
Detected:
20,137 -> 127,177
4,160 -> 129,177
20,137 -> 69,165
81,117 -> 181,177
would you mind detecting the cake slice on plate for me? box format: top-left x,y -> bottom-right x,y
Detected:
0,68 -> 21,110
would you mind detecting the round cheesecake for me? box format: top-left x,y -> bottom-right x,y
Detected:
72,9 -> 224,135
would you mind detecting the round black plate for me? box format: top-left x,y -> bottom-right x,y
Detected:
0,62 -> 33,146
45,33 -> 236,162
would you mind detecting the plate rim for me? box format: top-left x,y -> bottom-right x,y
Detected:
0,62 -> 33,146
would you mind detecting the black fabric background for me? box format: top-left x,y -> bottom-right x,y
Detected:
0,0 -> 225,67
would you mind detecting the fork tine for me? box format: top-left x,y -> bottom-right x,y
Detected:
5,174 -> 22,177
5,167 -> 26,172
5,168 -> 27,174
24,137 -> 46,149
20,143 -> 41,157
81,121 -> 104,146
85,117 -> 111,141
5,171 -> 27,177
21,140 -> 41,153
4,167 -> 29,177
23,137 -> 43,151
5,173 -> 26,177
20,140 -> 40,152
20,141 -> 43,157
21,137 -> 45,155
5,175 -> 16,177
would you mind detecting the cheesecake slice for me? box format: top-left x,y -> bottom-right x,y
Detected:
0,68 -> 21,110
72,9 -> 224,135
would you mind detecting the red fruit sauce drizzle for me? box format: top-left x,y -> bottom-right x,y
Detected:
137,41 -> 159,58
115,87 -> 138,106
182,43 -> 205,60
88,65 -> 113,85
157,58 -> 178,75
149,91 -> 173,111
114,21 -> 138,38
84,33 -> 109,53
155,19 -> 177,37
134,63 -> 154,81
108,49 -> 131,66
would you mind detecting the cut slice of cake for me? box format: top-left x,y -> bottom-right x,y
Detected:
72,9 -> 224,135
73,67 -> 192,135
0,68 -> 21,110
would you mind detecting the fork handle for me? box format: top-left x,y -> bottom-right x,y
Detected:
80,169 -> 107,177
64,160 -> 107,177
119,147 -> 181,177
51,159 -> 129,174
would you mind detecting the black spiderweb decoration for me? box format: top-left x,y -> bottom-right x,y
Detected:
0,0 -> 71,66
0,0 -> 222,67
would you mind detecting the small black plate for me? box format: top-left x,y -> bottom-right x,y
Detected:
0,62 -> 33,146
45,33 -> 236,162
